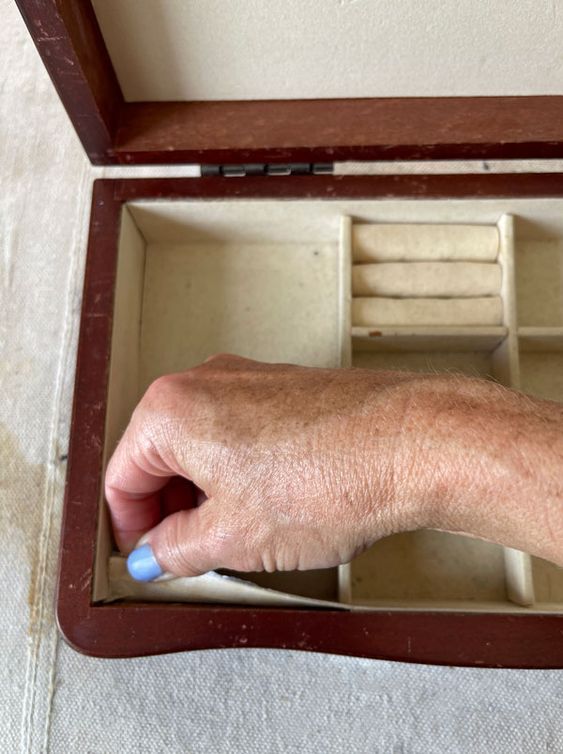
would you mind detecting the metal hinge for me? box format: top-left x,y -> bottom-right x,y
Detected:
201,162 -> 334,177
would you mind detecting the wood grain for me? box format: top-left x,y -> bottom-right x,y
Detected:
15,0 -> 122,163
114,96 -> 563,165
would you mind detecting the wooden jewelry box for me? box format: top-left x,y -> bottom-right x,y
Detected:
17,0 -> 563,664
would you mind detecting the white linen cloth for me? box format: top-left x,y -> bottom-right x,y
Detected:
2,1 -> 563,751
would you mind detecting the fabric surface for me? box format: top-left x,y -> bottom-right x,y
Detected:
351,296 -> 503,327
351,262 -> 502,298
1,2 -> 563,751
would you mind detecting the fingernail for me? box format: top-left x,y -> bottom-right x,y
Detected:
127,543 -> 163,582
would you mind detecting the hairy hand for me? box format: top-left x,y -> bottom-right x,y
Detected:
105,355 -> 563,580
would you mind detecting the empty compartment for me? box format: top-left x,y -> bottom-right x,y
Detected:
516,239 -> 563,326
141,239 -> 341,381
351,531 -> 506,605
518,336 -> 563,607
532,557 -> 563,609
221,569 -> 339,602
351,336 -> 501,377
520,333 -> 563,611
519,342 -> 563,403
348,335 -> 510,607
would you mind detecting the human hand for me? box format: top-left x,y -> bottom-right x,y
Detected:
105,355 -> 563,581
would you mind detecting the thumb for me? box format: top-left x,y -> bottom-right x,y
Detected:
126,498 -> 231,581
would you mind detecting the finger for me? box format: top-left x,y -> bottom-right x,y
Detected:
126,499 -> 231,580
105,427 -> 180,554
112,477 -> 198,555
105,369 -> 216,553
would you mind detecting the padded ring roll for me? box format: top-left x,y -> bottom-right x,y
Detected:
352,296 -> 503,327
352,262 -> 502,298
353,224 -> 499,263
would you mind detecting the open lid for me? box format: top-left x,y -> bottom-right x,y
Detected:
16,0 -> 563,166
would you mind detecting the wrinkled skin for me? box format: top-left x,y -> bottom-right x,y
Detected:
105,355 -> 563,576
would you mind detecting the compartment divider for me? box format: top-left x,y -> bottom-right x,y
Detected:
338,215 -> 353,602
495,214 -> 535,607
351,327 -> 506,352
338,215 -> 353,369
504,547 -> 535,607
338,564 -> 352,604
518,327 -> 563,351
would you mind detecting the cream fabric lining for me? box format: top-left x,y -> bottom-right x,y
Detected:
352,262 -> 502,298
96,199 -> 563,613
107,556 -> 563,614
352,296 -> 503,327
90,0 -> 563,101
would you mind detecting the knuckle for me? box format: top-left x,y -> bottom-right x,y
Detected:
202,352 -> 237,367
201,353 -> 252,369
139,373 -> 189,444
203,352 -> 228,363
143,373 -> 180,406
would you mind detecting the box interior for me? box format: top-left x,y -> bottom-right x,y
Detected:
95,197 -> 563,614
90,0 -> 563,102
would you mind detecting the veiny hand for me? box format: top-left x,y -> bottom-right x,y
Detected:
104,355 -> 563,581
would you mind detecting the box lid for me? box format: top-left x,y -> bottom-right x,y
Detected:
16,0 -> 563,167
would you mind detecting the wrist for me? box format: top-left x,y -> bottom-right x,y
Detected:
354,374 -> 453,537
403,375 -> 563,564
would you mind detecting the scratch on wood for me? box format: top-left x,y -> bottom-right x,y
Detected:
80,569 -> 91,592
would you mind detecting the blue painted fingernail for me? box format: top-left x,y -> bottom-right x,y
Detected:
127,543 -> 163,582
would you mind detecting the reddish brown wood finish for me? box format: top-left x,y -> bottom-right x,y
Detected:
59,173 -> 563,663
15,0 -> 122,164
15,1 -> 563,164
114,97 -> 563,165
